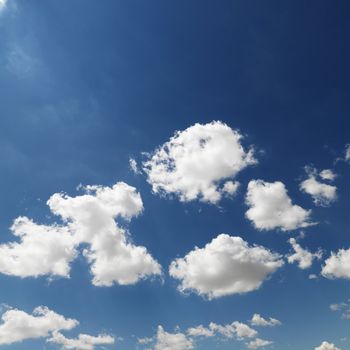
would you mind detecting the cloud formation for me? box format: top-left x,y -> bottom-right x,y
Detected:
250,314 -> 281,327
322,247 -> 350,279
287,238 -> 322,269
330,299 -> 350,319
169,234 -> 283,299
0,182 -> 161,286
247,338 -> 273,349
155,326 -> 194,350
300,168 -> 337,207
345,144 -> 350,163
315,341 -> 341,350
143,121 -> 256,203
245,180 -> 313,231
0,306 -> 77,345
0,216 -> 77,278
139,316 -> 276,350
48,331 -> 115,350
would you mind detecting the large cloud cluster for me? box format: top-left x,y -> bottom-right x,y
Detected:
169,234 -> 283,299
0,305 -> 114,349
143,121 -> 256,204
0,182 -> 161,286
245,180 -> 313,231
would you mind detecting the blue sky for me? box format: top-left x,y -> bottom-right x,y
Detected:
0,1 -> 350,350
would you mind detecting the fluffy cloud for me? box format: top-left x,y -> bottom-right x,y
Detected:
232,322 -> 258,339
47,182 -> 161,286
315,341 -> 341,350
143,121 -> 256,204
0,216 -> 77,278
169,234 -> 283,299
322,248 -> 350,279
245,180 -> 313,231
287,238 -> 322,269
0,182 -> 161,286
155,326 -> 194,350
141,318 -> 277,350
319,169 -> 336,181
0,306 -> 77,345
300,168 -> 337,207
247,338 -> 273,349
186,325 -> 214,338
48,331 -> 115,350
250,314 -> 281,327
208,321 -> 257,340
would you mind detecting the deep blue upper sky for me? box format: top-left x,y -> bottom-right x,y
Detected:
0,1 -> 350,350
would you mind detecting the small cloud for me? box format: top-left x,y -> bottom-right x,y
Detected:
129,158 -> 141,175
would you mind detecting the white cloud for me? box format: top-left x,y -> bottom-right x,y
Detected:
345,144 -> 350,163
0,216 -> 77,278
246,338 -> 273,349
129,158 -> 141,175
315,341 -> 341,350
155,326 -> 194,350
48,331 -> 115,350
0,182 -> 161,286
186,325 -> 214,338
138,337 -> 154,344
208,321 -> 257,339
142,319 -> 277,350
0,306 -> 77,345
250,314 -> 281,327
322,248 -> 350,279
245,180 -> 313,231
309,274 -> 318,280
143,121 -> 256,204
300,170 -> 337,207
232,322 -> 258,339
287,238 -> 322,269
320,169 -> 336,181
330,300 -> 350,319
169,234 -> 283,299
47,182 -> 161,286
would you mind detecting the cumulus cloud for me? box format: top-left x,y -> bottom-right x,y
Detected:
47,182 -> 161,286
246,338 -> 273,349
300,168 -> 337,207
250,314 -> 281,327
245,180 -> 313,231
48,331 -> 115,350
186,325 -> 214,338
206,321 -> 257,340
141,318 -> 277,350
315,341 -> 341,350
155,326 -> 194,350
0,182 -> 161,286
319,169 -> 336,181
0,216 -> 77,278
143,121 -> 256,204
287,238 -> 322,269
0,306 -> 77,345
169,234 -> 283,299
322,247 -> 350,279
